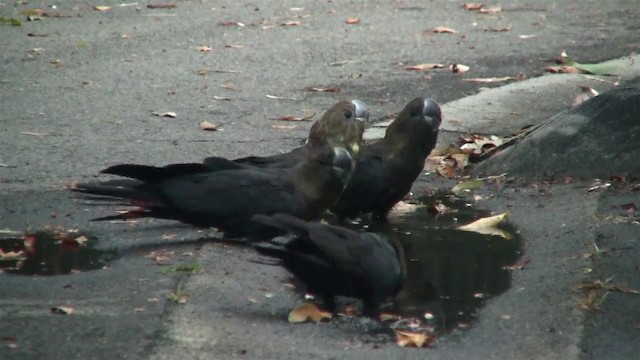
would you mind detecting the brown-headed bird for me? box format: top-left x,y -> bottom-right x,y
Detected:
330,97 -> 442,220
251,213 -> 405,316
224,99 -> 369,169
72,147 -> 353,238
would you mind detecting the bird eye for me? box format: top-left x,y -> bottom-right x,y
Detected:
344,111 -> 353,119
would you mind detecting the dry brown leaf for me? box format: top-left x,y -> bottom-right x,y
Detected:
346,17 -> 360,24
288,302 -> 332,323
463,76 -> 516,83
450,63 -> 470,73
463,3 -> 484,10
451,153 -> 470,169
394,330 -> 435,348
269,113 -> 315,122
152,111 -> 177,118
405,63 -> 445,71
435,158 -> 458,178
280,20 -> 301,26
303,86 -> 340,93
489,24 -> 511,32
51,306 -> 74,315
479,6 -> 502,13
147,3 -> 177,9
195,45 -> 212,52
219,21 -> 245,27
432,26 -> 458,34
146,249 -> 175,265
93,5 -> 111,12
199,121 -> 221,131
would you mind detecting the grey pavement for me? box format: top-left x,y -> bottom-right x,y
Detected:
1,1 -> 640,359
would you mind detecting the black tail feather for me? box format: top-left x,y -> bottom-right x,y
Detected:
101,163 -> 210,182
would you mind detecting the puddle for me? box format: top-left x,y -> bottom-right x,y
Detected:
0,230 -> 117,275
347,192 -> 523,332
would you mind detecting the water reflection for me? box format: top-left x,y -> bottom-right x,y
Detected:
346,193 -> 523,332
0,230 -> 117,275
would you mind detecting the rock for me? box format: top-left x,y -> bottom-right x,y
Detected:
472,87 -> 640,180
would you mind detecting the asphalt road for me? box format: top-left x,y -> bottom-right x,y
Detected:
1,1 -> 639,359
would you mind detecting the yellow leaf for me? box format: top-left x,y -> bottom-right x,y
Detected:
288,302 -> 332,323
405,63 -> 445,71
432,26 -> 458,34
93,5 -> 111,12
394,330 -> 436,347
51,306 -> 74,315
458,212 -> 513,239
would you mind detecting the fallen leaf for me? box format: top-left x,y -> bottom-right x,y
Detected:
394,330 -> 435,348
429,202 -> 454,215
435,158 -> 458,178
346,17 -> 360,24
269,113 -> 315,122
518,34 -> 537,39
280,20 -> 301,26
152,111 -> 177,118
288,302 -> 332,323
463,76 -> 516,83
489,24 -> 511,32
432,26 -> 458,34
147,3 -> 177,9
224,44 -> 244,49
479,6 -> 501,13
545,65 -> 580,74
458,212 -> 512,239
20,9 -> 45,17
213,95 -> 231,101
21,132 -> 51,137
219,21 -> 245,27
146,249 -> 175,265
199,121 -> 221,131
303,86 -> 340,93
271,124 -> 297,129
451,153 -> 470,169
463,3 -> 484,10
51,306 -> 74,315
92,5 -> 111,12
195,45 -> 212,52
405,63 -> 445,71
450,63 -> 470,73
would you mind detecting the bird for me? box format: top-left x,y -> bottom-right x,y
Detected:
330,97 -> 442,220
225,99 -> 369,169
251,213 -> 406,316
72,146 -> 353,238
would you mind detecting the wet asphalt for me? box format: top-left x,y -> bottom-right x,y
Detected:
1,1 -> 640,359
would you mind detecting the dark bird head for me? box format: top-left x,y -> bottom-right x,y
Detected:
307,100 -> 368,158
294,146 -> 354,213
384,97 -> 442,158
